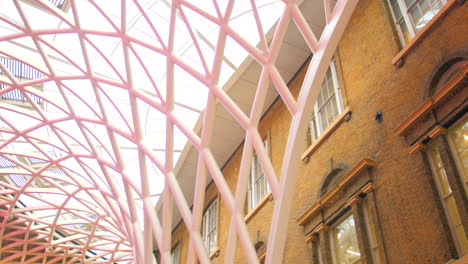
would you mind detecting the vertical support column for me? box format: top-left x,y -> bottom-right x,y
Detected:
362,183 -> 388,264
434,134 -> 468,233
265,1 -> 360,262
347,196 -> 372,264
311,234 -> 321,264
316,224 -> 331,264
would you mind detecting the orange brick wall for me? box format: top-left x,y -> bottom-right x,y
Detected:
168,0 -> 468,263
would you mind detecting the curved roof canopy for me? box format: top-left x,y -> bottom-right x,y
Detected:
0,0 -> 358,263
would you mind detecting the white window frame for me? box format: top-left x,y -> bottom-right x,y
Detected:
309,61 -> 344,143
385,0 -> 448,46
202,199 -> 218,254
248,138 -> 270,211
171,242 -> 181,264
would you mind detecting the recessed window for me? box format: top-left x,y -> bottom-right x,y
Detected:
248,139 -> 270,211
171,243 -> 181,264
448,119 -> 468,188
309,62 -> 344,143
331,214 -> 361,264
386,0 -> 448,46
202,199 -> 218,254
428,118 -> 468,255
305,172 -> 385,264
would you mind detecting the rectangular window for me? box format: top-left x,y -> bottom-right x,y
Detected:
330,214 -> 361,264
309,62 -> 343,143
248,139 -> 270,211
202,199 -> 218,254
386,0 -> 448,45
171,243 -> 181,264
428,121 -> 468,256
448,119 -> 468,192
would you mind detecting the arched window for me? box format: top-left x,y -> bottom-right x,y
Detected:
320,167 -> 344,197
428,57 -> 467,97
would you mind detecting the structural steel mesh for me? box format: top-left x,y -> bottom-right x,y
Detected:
0,0 -> 358,263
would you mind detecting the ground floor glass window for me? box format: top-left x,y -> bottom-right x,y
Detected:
331,214 -> 361,264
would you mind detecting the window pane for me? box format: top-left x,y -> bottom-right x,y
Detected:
249,140 -> 269,210
429,137 -> 468,255
387,0 -> 447,45
333,215 -> 361,264
310,114 -> 318,141
419,0 -> 431,14
202,200 -> 218,253
398,20 -> 411,44
432,0 -> 443,13
405,0 -> 416,6
391,2 -> 402,19
449,119 -> 467,181
410,6 -> 423,29
447,196 -> 468,253
410,0 -> 440,31
320,94 -> 339,131
171,244 -> 180,264
310,63 -> 342,143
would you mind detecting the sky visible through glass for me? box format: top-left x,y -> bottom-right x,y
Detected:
0,0 -> 284,261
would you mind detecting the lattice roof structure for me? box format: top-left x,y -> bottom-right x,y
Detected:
0,0 -> 358,263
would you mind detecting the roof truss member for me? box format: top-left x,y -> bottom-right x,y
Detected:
0,0 -> 359,263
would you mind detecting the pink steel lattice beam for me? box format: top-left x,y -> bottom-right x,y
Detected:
266,1 -> 359,263
0,0 -> 359,263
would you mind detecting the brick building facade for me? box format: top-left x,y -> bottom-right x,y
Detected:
163,0 -> 468,263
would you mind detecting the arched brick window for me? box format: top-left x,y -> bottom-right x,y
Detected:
428,58 -> 467,97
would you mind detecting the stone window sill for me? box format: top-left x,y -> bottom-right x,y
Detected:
392,0 -> 460,67
245,192 -> 273,223
301,107 -> 351,162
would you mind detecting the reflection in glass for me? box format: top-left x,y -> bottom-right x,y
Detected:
332,215 -> 361,264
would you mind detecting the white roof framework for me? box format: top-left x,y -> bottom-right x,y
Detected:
0,0 -> 358,263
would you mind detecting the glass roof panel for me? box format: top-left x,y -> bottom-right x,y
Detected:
0,0 -> 298,262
